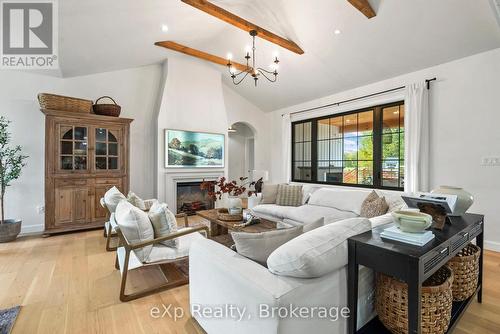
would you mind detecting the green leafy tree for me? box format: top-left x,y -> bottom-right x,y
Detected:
0,117 -> 28,224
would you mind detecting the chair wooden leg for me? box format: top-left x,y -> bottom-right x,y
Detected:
106,223 -> 117,252
119,249 -> 131,301
115,254 -> 120,270
118,249 -> 189,302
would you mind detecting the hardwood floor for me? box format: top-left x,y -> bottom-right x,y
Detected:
0,218 -> 498,334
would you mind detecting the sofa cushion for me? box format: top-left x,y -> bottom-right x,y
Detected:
260,183 -> 279,204
284,204 -> 358,225
301,185 -> 321,205
378,190 -> 406,212
104,186 -> 127,213
360,190 -> 389,218
267,217 -> 371,278
115,200 -> 154,262
251,204 -> 291,220
308,188 -> 369,215
148,201 -> 179,248
231,226 -> 303,266
145,228 -> 204,263
275,184 -> 303,207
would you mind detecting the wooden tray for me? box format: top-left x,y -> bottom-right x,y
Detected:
216,208 -> 243,222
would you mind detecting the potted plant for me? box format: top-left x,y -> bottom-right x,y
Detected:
201,176 -> 259,214
0,117 -> 28,242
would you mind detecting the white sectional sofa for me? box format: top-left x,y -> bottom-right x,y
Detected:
249,185 -> 405,228
190,186 -> 405,334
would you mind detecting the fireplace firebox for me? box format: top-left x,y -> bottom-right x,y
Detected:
176,181 -> 215,215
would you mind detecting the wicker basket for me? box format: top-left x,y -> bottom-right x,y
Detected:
93,96 -> 121,117
376,266 -> 453,334
38,93 -> 93,113
447,243 -> 480,301
216,208 -> 243,222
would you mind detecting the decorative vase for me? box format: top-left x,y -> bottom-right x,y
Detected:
431,186 -> 474,216
227,196 -> 243,215
0,219 -> 22,243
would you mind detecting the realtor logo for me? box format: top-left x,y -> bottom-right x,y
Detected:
1,0 -> 58,69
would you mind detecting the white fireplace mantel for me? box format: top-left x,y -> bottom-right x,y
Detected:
164,170 -> 224,213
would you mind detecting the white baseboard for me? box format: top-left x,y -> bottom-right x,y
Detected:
484,240 -> 500,252
20,224 -> 44,236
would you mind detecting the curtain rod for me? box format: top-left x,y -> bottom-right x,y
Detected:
282,77 -> 436,117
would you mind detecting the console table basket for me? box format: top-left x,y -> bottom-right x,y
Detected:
447,243 -> 480,301
376,266 -> 453,334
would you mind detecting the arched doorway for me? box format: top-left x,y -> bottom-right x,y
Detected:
228,122 -> 255,182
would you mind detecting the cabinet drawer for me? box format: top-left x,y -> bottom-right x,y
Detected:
469,221 -> 483,239
55,179 -> 89,187
423,246 -> 450,274
95,178 -> 122,185
450,232 -> 469,253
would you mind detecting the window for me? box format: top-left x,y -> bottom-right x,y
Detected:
291,101 -> 405,190
292,121 -> 312,181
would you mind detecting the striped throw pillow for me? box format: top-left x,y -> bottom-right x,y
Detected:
276,184 -> 303,207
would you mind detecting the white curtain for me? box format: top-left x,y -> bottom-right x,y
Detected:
282,113 -> 292,183
404,82 -> 430,193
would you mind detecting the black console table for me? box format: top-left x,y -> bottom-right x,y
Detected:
347,213 -> 484,334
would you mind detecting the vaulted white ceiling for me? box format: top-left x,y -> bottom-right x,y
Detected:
59,0 -> 500,111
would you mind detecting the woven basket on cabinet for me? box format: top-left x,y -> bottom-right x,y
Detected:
38,93 -> 93,113
447,243 -> 480,301
375,266 -> 453,334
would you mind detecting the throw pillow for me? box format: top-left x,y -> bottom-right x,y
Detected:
115,200 -> 154,262
275,184 -> 303,207
267,218 -> 371,278
148,201 -> 179,248
360,190 -> 389,218
231,226 -> 303,265
127,191 -> 147,210
104,186 -> 127,213
260,183 -> 279,204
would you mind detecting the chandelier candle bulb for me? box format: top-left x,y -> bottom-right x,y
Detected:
227,29 -> 281,86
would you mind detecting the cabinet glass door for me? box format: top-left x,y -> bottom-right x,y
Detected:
95,128 -> 120,171
59,125 -> 88,171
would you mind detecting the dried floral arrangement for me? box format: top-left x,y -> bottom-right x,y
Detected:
200,176 -> 260,200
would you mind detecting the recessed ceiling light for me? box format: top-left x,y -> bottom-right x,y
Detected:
161,24 -> 169,32
334,29 -> 341,35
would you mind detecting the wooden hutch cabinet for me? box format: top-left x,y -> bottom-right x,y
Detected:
42,109 -> 133,234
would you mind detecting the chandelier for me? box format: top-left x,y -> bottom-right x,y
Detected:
226,30 -> 280,86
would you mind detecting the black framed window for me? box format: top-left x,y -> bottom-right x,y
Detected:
292,121 -> 312,181
291,101 -> 405,190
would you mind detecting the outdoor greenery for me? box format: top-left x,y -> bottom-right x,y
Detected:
0,117 -> 28,224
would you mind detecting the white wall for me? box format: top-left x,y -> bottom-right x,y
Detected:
228,123 -> 255,182
156,56 -> 228,205
270,47 -> 500,251
154,56 -> 271,208
222,84 -> 272,174
0,65 -> 161,233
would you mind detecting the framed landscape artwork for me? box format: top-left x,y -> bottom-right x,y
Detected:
165,129 -> 225,168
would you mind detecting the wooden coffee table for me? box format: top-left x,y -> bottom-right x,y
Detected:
196,209 -> 277,247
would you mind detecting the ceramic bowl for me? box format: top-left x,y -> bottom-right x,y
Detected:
391,210 -> 433,233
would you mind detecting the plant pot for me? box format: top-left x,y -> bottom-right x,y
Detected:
0,219 -> 22,243
431,186 -> 474,216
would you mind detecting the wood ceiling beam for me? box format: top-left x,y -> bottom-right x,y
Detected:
154,41 -> 252,73
181,0 -> 304,55
347,0 -> 376,19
